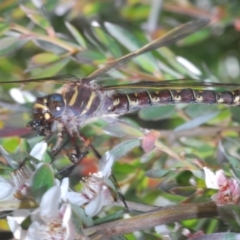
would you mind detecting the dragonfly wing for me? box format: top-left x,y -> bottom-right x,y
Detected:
0,75 -> 79,84
84,19 -> 210,83
102,79 -> 240,92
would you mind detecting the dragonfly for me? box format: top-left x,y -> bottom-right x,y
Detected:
1,18 -> 238,160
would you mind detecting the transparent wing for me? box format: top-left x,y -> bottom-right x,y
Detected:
0,20 -> 209,85
102,79 -> 240,92
84,19 -> 210,82
0,75 -> 79,84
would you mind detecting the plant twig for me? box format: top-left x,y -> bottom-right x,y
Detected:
84,201 -> 217,239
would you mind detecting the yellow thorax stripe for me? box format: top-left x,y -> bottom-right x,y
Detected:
80,92 -> 96,116
69,86 -> 78,106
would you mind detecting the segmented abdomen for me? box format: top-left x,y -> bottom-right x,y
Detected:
110,89 -> 240,114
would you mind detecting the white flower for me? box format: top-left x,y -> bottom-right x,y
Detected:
29,142 -> 48,161
7,210 -> 29,239
27,186 -> 75,240
67,151 -> 115,217
0,176 -> 16,199
0,142 -> 47,200
203,167 -> 240,205
7,186 -> 76,240
0,165 -> 34,200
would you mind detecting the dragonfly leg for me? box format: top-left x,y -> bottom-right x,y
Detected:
67,146 -> 89,165
51,128 -> 65,155
53,136 -> 89,177
58,150 -> 88,178
75,131 -> 102,159
110,174 -> 129,212
56,131 -> 90,177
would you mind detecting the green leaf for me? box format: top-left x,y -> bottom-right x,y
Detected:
175,111 -> 219,131
0,21 -> 9,35
140,147 -> 159,163
104,139 -> 140,162
103,121 -> 143,138
0,161 -> 12,172
225,155 -> 240,179
159,48 -> 200,78
104,22 -> 159,72
185,104 -> 219,118
31,164 -> 54,200
231,107 -> 240,123
145,169 -> 170,178
70,205 -> 84,235
94,210 -> 124,225
34,39 -> 79,54
92,26 -> 121,58
1,137 -> 20,153
170,186 -> 196,196
31,53 -> 59,65
0,37 -> 28,56
180,29 -> 210,46
139,105 -> 175,121
75,50 -> 106,63
71,204 -> 93,228
21,5 -> 51,30
41,150 -> 52,163
30,58 -> 70,77
65,22 -> 87,48
0,145 -> 19,170
218,205 -> 240,230
20,138 -> 31,156
20,215 -> 31,230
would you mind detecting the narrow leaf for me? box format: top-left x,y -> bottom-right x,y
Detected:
71,204 -> 93,228
75,50 -> 105,64
94,210 -> 124,225
140,147 -> 159,163
0,145 -> 18,170
31,53 -> 59,65
21,5 -> 51,30
104,22 -> 159,72
0,21 -> 9,35
92,26 -> 121,58
30,58 -> 69,77
145,169 -> 170,178
139,105 -> 175,121
227,156 -> 240,178
175,111 -> 219,131
0,37 -> 28,56
103,122 -> 143,138
103,139 -> 140,162
65,22 -> 87,48
20,138 -> 31,155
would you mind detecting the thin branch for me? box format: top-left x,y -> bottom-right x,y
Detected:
85,202 -> 218,239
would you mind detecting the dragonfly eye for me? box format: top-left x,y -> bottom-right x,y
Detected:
47,94 -> 66,117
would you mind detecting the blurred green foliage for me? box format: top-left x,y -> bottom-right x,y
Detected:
0,0 -> 240,238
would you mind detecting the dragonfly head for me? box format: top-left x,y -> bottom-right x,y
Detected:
27,94 -> 66,136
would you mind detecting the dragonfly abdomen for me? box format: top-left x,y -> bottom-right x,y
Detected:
110,89 -> 240,114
